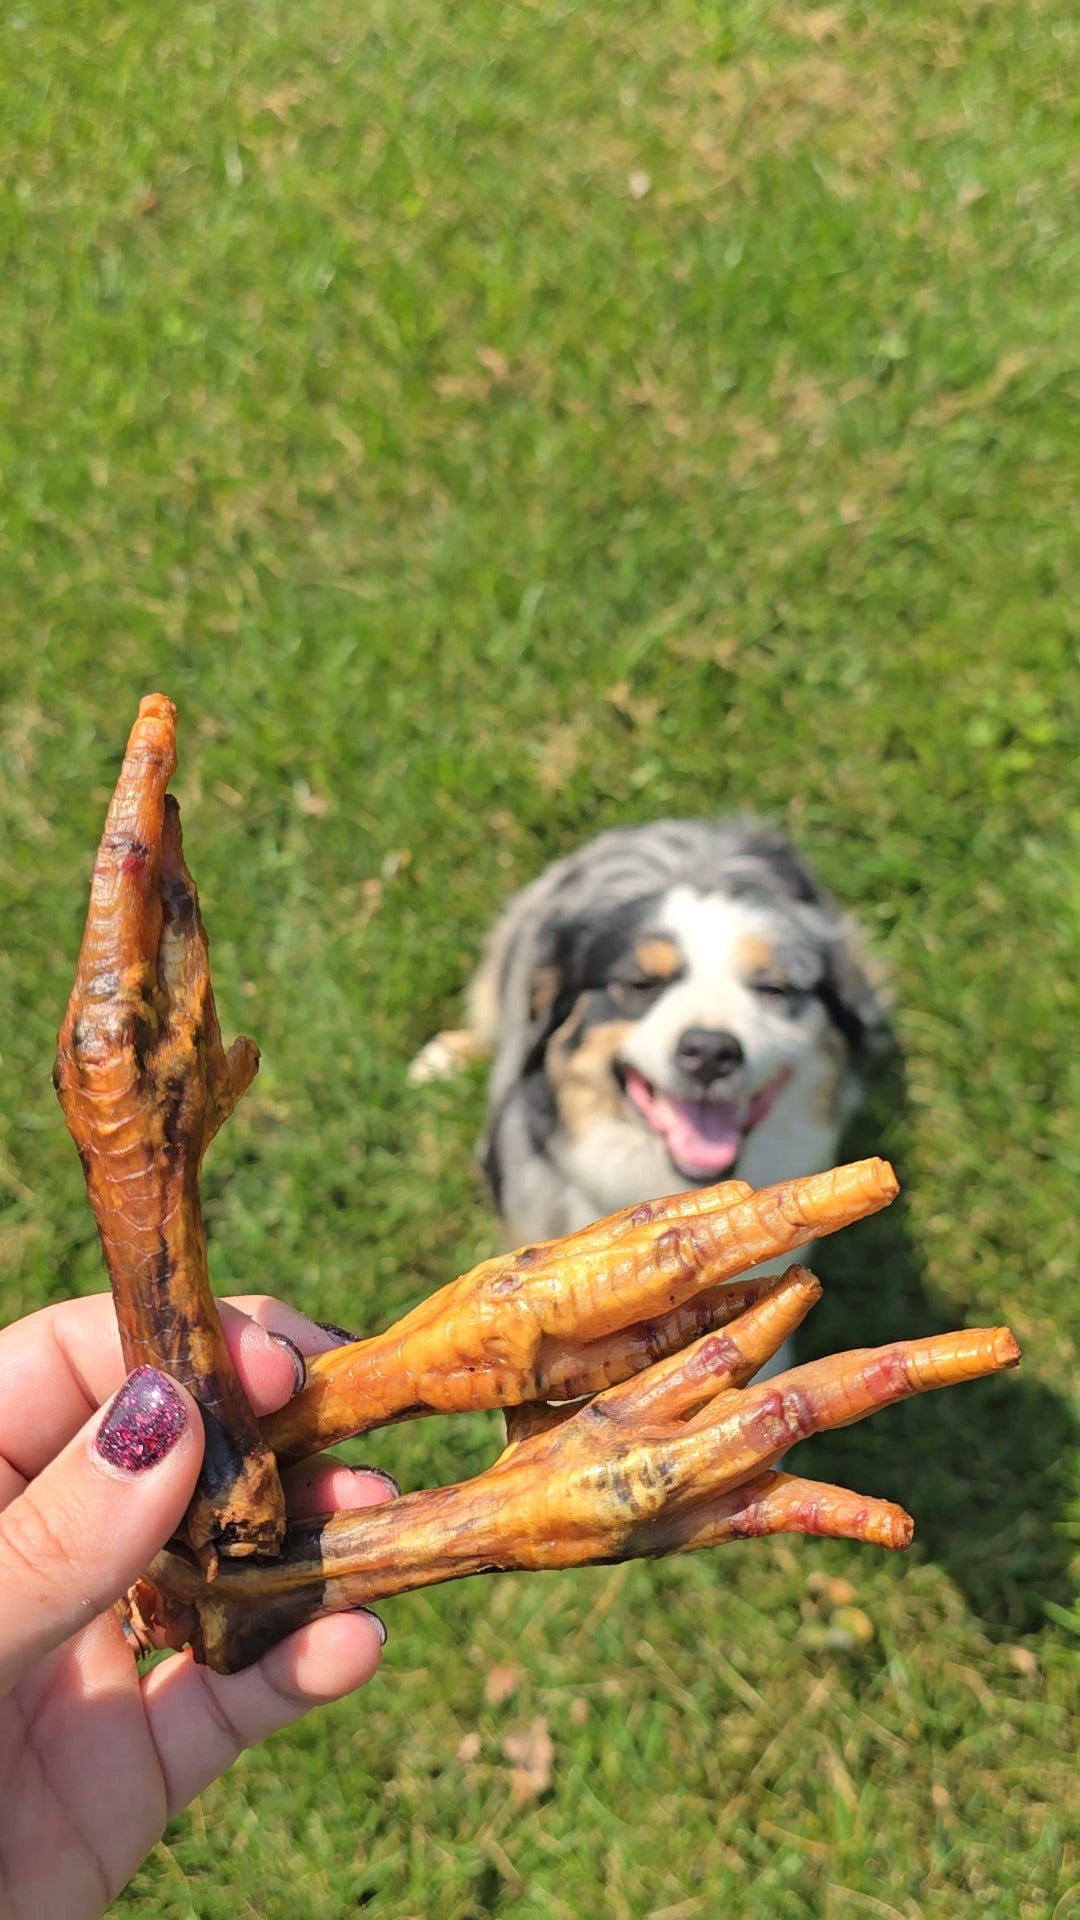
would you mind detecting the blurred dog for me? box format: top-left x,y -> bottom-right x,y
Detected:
410,818 -> 885,1366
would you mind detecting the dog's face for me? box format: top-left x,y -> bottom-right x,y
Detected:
528,880 -> 874,1207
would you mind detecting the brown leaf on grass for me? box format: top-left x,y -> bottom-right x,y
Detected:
293,780 -> 330,817
432,372 -> 489,402
621,369 -> 684,414
606,681 -> 663,728
805,1572 -> 857,1609
432,346 -> 515,404
503,1716 -> 554,1805
1005,1645 -> 1039,1680
484,1662 -> 522,1707
779,6 -> 847,44
726,410 -> 781,481
531,719 -> 586,795
476,344 -> 511,381
957,182 -> 988,211
911,350 -> 1028,429
248,83 -> 306,123
457,1731 -> 482,1764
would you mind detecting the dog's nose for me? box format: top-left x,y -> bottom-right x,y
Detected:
674,1027 -> 745,1086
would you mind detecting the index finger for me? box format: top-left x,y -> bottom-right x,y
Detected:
0,1293 -> 335,1480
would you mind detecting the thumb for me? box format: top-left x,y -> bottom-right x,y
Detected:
0,1366 -> 203,1695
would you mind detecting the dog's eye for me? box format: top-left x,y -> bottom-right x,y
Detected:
610,971 -> 666,1010
752,979 -> 808,1009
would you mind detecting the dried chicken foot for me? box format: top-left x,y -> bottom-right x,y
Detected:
132,1312 -> 1019,1673
264,1157 -> 899,1463
54,694 -> 284,1567
503,1264 -> 823,1447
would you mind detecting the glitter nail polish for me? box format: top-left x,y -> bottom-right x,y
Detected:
269,1331 -> 307,1395
313,1319 -> 360,1346
95,1366 -> 187,1472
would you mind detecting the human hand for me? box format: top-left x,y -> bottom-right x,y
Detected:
0,1294 -> 394,1920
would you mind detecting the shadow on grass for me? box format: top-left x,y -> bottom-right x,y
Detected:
796,1055 -> 1077,1637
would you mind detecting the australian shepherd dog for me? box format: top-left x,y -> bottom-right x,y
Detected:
412,818 -> 885,1371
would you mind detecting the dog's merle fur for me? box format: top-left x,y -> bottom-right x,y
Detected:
411,818 -> 886,1369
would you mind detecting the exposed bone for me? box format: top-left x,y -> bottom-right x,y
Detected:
54,696 -> 284,1568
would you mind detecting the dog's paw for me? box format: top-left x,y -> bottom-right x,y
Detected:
407,1028 -> 477,1086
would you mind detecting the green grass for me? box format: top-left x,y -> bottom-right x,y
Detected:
1,0 -> 1078,1912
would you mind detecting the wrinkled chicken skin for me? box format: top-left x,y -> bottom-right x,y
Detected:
54,696 -> 283,1569
263,1159 -> 900,1461
128,1272 -> 1018,1672
53,696 -> 1021,1671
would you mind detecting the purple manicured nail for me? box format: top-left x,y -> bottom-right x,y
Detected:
269,1332 -> 307,1395
95,1366 -> 187,1472
313,1319 -> 360,1346
354,1607 -> 387,1646
353,1465 -> 401,1499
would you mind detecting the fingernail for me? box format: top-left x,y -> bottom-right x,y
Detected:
269,1332 -> 307,1395
313,1319 -> 360,1346
353,1465 -> 401,1499
354,1607 -> 387,1646
95,1366 -> 187,1472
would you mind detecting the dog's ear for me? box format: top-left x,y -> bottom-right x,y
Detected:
529,962 -> 560,1025
479,949 -> 569,1213
819,918 -> 892,1062
521,977 -> 581,1076
519,926 -> 587,1077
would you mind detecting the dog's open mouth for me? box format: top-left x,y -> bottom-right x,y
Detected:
621,1064 -> 793,1181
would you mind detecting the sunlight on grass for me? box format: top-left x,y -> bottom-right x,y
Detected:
0,0 -> 1077,1913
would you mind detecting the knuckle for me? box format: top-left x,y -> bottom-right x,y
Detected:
261,1664 -> 308,1718
0,1489 -> 79,1600
67,1008 -> 142,1076
194,1661 -> 247,1763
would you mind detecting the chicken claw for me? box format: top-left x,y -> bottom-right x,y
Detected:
50,695 -> 1021,1670
54,696 -> 284,1569
264,1161 -> 899,1462
128,1301 -> 1018,1672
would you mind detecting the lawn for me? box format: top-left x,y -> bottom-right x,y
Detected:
1,0 -> 1077,1913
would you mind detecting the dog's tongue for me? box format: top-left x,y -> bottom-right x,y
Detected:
658,1094 -> 743,1177
624,1068 -> 742,1178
